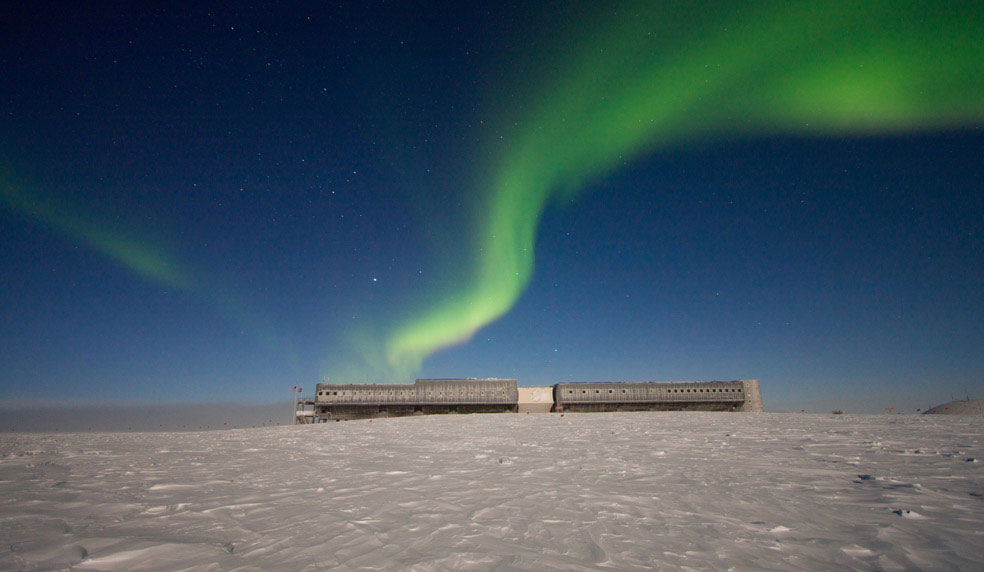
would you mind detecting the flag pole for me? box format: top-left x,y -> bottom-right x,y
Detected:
291,385 -> 297,425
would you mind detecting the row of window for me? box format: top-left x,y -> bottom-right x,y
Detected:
319,386 -> 741,398
566,387 -> 742,395
319,390 -> 506,397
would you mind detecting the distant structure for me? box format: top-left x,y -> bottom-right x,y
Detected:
923,399 -> 984,415
313,378 -> 519,421
553,380 -> 763,413
311,379 -> 764,421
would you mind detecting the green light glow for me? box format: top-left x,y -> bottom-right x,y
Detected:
384,0 -> 984,374
1,181 -> 195,290
1,178 -> 297,365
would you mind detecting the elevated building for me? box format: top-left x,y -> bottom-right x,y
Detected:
553,380 -> 763,412
314,378 -> 519,421
310,378 -> 764,421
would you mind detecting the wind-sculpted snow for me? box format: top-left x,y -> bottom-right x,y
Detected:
1,413 -> 982,571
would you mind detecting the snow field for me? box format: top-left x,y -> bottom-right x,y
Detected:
1,412 -> 982,570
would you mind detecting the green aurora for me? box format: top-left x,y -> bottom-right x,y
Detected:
1,178 -> 297,367
1,180 -> 195,291
382,0 -> 984,375
4,2 -> 980,383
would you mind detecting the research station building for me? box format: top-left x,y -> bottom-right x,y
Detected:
313,379 -> 763,421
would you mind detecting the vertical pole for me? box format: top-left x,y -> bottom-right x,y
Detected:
291,386 -> 297,425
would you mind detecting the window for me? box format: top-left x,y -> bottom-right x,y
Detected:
609,389 -> 613,393
622,389 -> 627,394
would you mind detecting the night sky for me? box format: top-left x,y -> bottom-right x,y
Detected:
2,1 -> 982,413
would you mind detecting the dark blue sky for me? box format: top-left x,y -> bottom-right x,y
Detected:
2,2 -> 982,412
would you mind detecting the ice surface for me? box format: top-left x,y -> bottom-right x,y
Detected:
1,412 -> 982,571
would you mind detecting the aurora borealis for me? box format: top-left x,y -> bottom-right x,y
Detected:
1,178 -> 196,291
0,176 -> 296,364
384,0 -> 984,375
1,1 -> 982,412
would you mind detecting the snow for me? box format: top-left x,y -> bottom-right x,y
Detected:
1,412 -> 982,571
